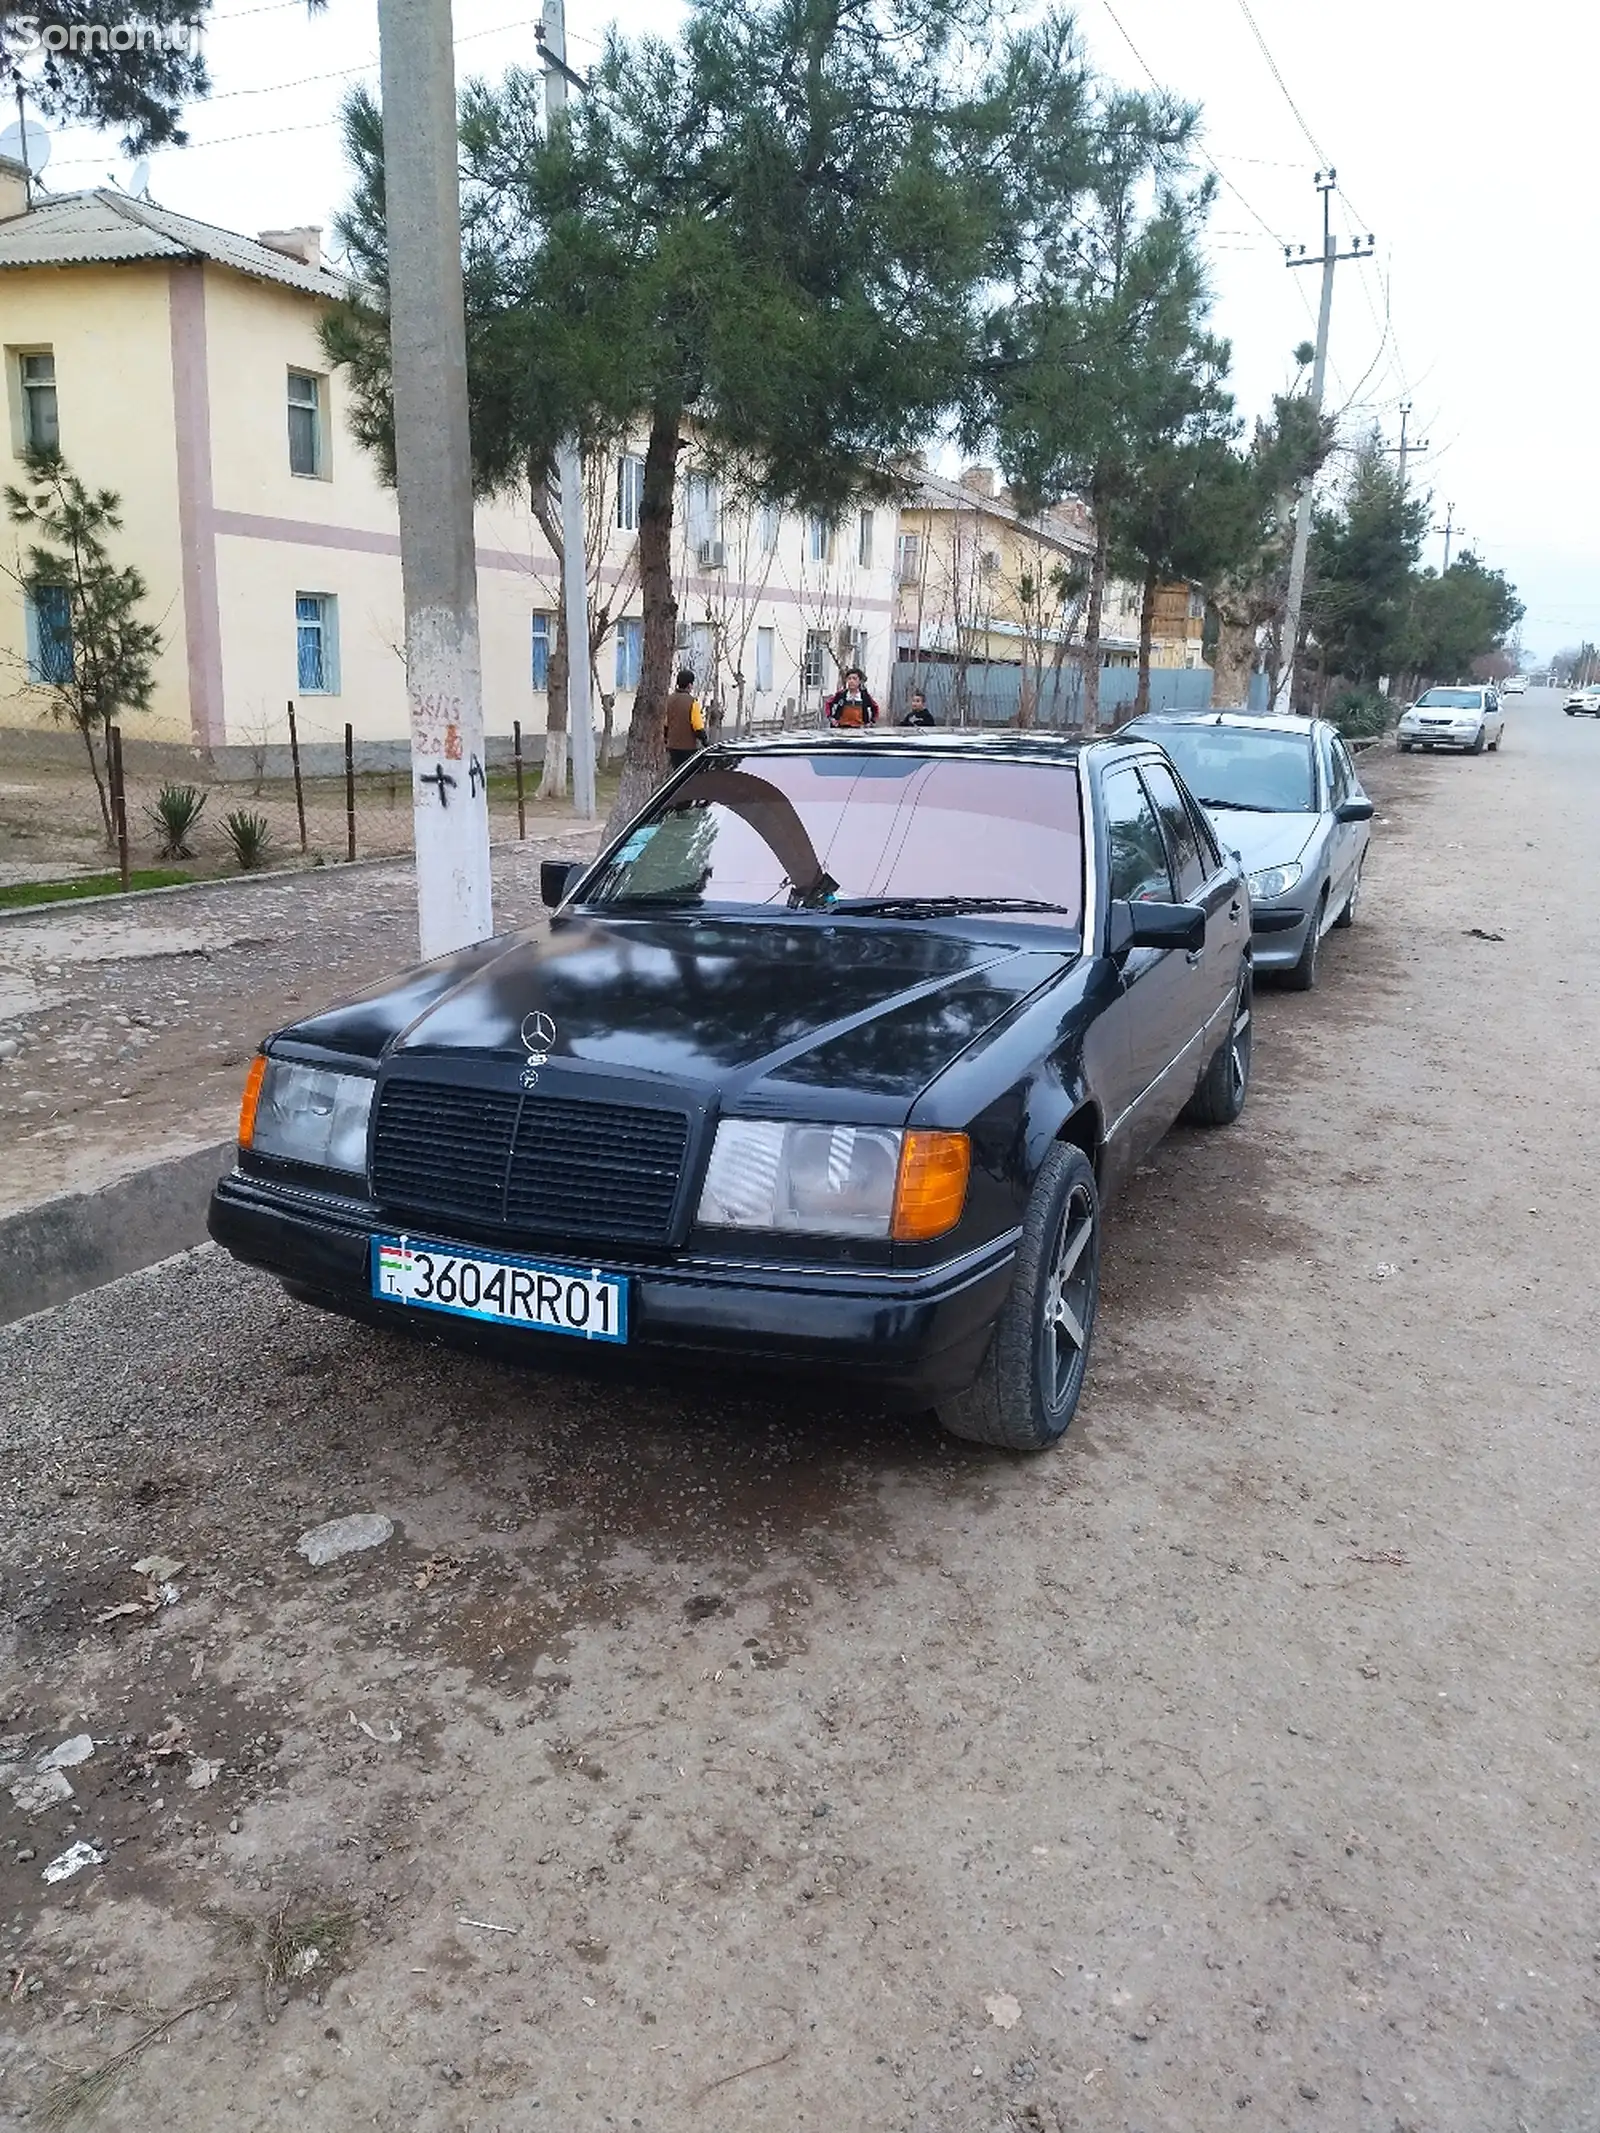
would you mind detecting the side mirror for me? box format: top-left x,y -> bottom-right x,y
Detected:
1334,798 -> 1374,824
1107,898 -> 1206,957
540,859 -> 584,909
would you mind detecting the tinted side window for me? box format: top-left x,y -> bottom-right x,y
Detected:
1331,737 -> 1358,795
1138,760 -> 1207,898
1324,735 -> 1349,809
1103,769 -> 1175,905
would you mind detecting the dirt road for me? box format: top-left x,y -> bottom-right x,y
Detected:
2,697 -> 1597,2132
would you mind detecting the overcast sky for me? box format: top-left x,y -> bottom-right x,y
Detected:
26,0 -> 1595,656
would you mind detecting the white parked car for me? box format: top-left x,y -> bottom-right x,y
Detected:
1564,687 -> 1600,718
1396,687 -> 1505,755
1502,675 -> 1528,695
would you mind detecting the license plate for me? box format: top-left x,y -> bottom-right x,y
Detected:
370,1235 -> 627,1343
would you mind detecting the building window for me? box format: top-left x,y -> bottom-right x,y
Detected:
755,625 -> 774,693
757,502 -> 780,554
685,474 -> 720,556
858,508 -> 874,568
287,370 -> 326,478
1187,585 -> 1205,620
617,454 -> 644,532
803,628 -> 830,690
531,611 -> 552,691
295,593 -> 339,693
807,515 -> 834,565
841,625 -> 867,673
895,532 -> 922,586
24,585 -> 72,684
615,617 -> 643,690
20,351 -> 58,454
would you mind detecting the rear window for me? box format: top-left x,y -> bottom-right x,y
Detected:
584,752 -> 1083,923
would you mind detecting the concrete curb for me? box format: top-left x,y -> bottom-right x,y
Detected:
0,824 -> 603,927
0,1140 -> 234,1325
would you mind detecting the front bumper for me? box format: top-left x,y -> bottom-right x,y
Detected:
1249,901 -> 1311,971
207,1170 -> 1019,1402
1398,724 -> 1480,750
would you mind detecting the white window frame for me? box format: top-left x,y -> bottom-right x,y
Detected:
617,453 -> 645,532
295,592 -> 340,694
857,507 -> 874,568
755,625 -> 774,694
530,610 -> 552,691
287,369 -> 327,480
807,515 -> 834,565
615,616 -> 643,690
19,350 -> 58,455
757,501 -> 780,554
802,628 -> 830,690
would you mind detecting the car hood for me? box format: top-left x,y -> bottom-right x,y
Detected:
1202,809 -> 1321,876
273,915 -> 1073,1118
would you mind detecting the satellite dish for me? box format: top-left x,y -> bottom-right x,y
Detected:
0,121 -> 51,176
130,158 -> 150,197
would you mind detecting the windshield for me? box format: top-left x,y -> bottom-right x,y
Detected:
1134,725 -> 1315,813
1416,688 -> 1482,708
583,752 -> 1083,923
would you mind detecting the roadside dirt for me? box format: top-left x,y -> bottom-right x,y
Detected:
1,708 -> 1598,2132
0,827 -> 602,1214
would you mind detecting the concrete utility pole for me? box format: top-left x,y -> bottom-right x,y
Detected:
540,0 -> 597,821
1436,502 -> 1463,572
1384,399 -> 1430,489
377,0 -> 494,957
1273,170 -> 1376,715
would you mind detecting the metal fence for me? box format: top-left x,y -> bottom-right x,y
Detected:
885,661 -> 1215,728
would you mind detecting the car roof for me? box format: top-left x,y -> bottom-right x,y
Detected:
711,729 -> 1147,768
1119,709 -> 1321,739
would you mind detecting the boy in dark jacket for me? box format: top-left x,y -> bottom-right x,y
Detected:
824,668 -> 879,729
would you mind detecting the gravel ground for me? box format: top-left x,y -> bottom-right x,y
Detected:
0,826 -> 602,1215
0,698 -> 1597,2132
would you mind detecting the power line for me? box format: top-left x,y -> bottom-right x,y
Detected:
1231,0 -> 1328,164
1096,0 -> 1288,247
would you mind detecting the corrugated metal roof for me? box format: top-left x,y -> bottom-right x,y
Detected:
0,189 -> 347,298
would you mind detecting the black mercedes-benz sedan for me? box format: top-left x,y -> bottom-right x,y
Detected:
209,732 -> 1253,1451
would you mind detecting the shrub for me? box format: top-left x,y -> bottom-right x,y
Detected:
222,808 -> 272,871
1326,686 -> 1395,740
146,782 -> 206,859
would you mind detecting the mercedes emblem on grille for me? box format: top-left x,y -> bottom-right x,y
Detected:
519,1009 -> 557,1091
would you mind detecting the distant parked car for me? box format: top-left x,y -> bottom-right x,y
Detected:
1120,711 -> 1372,991
1502,675 -> 1528,695
1565,687 -> 1600,717
1396,687 -> 1505,753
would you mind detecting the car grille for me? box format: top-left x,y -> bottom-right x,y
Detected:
371,1078 -> 690,1246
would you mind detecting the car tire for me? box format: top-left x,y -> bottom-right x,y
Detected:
1183,965 -> 1253,1126
936,1143 -> 1100,1453
1398,740 -> 1413,752
1470,728 -> 1487,754
1332,854 -> 1363,928
1282,892 -> 1326,991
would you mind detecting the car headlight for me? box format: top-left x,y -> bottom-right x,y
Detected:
697,1119 -> 970,1242
1247,862 -> 1303,902
239,1056 -> 374,1175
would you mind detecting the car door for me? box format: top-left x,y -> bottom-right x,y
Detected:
1099,764 -> 1199,1161
1326,732 -> 1369,906
1138,756 -> 1240,1062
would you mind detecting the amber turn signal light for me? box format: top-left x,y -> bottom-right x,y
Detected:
891,1130 -> 971,1242
237,1054 -> 268,1149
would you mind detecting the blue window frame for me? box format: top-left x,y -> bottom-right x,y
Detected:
25,585 -> 73,684
296,592 -> 339,693
531,610 -> 552,691
615,616 -> 642,690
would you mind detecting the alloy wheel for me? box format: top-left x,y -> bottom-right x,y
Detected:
1040,1183 -> 1097,1414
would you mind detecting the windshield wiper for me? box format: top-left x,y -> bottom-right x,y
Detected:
827,896 -> 1074,918
1192,797 -> 1283,813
